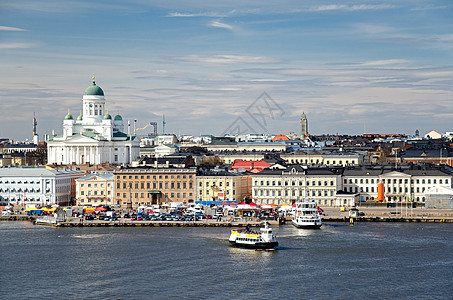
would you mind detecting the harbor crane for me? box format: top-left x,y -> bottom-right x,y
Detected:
136,122 -> 158,136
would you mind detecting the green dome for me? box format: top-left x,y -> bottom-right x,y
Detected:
84,77 -> 104,96
104,113 -> 112,120
77,111 -> 83,120
65,113 -> 73,120
114,114 -> 123,121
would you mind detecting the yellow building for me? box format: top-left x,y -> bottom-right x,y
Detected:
75,172 -> 115,206
281,151 -> 362,166
196,170 -> 252,203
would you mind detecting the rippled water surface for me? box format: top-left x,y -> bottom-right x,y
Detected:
1,222 -> 452,299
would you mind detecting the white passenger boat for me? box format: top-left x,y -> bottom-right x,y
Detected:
292,201 -> 322,229
229,222 -> 278,249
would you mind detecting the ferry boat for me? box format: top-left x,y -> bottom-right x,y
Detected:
292,201 -> 322,229
229,222 -> 278,249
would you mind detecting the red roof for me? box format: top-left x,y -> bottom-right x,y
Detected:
272,134 -> 290,141
230,159 -> 270,173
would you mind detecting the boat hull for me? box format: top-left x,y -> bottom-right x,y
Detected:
229,241 -> 278,249
292,222 -> 322,229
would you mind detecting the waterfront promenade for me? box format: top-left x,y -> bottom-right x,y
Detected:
1,206 -> 452,225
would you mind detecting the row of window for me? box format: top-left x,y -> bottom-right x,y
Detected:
254,189 -> 334,197
348,186 -> 427,194
117,181 -> 192,190
117,192 -> 193,199
254,180 -> 335,186
0,180 -> 45,184
80,190 -> 111,196
199,181 -> 236,187
199,189 -> 236,196
118,174 -> 192,180
0,188 -> 42,193
285,159 -> 354,165
344,178 -> 448,185
80,183 -> 111,188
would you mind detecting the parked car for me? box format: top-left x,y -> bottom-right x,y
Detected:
131,214 -> 137,220
123,213 -> 130,219
85,214 -> 95,220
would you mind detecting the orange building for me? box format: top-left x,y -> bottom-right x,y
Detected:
114,168 -> 196,208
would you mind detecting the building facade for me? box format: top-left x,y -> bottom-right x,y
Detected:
0,167 -> 84,206
251,165 -> 341,206
195,170 -> 252,203
75,172 -> 114,206
47,77 -> 140,165
341,164 -> 453,203
281,150 -> 362,166
114,168 -> 196,208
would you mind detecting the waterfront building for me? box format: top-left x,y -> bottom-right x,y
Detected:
75,172 -> 114,206
114,167 -> 196,208
196,169 -> 252,203
0,167 -> 84,206
251,165 -> 341,206
341,164 -> 453,203
46,77 -> 140,165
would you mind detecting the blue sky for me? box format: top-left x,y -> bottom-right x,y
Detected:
1,0 -> 452,140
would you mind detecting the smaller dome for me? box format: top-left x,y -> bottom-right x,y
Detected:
114,114 -> 123,121
65,113 -> 73,120
104,113 -> 112,120
77,111 -> 83,120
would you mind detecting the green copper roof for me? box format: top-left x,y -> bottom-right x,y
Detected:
84,78 -> 104,96
65,113 -> 73,120
77,112 -> 83,120
114,114 -> 123,121
104,113 -> 112,120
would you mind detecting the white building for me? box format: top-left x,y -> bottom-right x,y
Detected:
251,165 -> 341,206
0,167 -> 84,206
342,165 -> 453,203
47,77 -> 140,165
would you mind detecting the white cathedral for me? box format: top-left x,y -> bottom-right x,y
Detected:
47,77 -> 140,165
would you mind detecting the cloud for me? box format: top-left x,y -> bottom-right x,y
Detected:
360,59 -> 409,66
209,20 -> 234,31
167,11 -> 235,17
0,26 -> 28,31
308,4 -> 395,12
0,42 -> 34,49
170,54 -> 281,64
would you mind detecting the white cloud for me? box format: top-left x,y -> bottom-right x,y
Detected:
309,4 -> 395,12
171,54 -> 281,64
0,42 -> 33,49
360,59 -> 409,66
167,11 -> 235,17
0,26 -> 28,31
209,20 -> 234,31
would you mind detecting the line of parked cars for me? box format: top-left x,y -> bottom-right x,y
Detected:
127,211 -> 213,222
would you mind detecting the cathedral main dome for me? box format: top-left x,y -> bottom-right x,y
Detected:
84,76 -> 104,96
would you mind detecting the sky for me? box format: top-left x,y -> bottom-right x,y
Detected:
1,0 -> 453,141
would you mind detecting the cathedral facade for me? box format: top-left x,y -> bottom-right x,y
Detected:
47,77 -> 140,165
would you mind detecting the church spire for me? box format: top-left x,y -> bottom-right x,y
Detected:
92,73 -> 96,85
